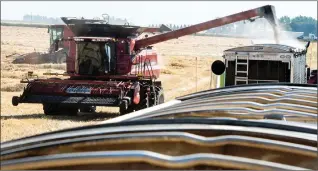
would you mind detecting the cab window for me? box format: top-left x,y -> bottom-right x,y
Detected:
50,27 -> 64,45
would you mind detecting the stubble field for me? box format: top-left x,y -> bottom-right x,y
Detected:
1,25 -> 317,142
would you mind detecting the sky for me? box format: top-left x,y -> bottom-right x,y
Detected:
1,1 -> 317,26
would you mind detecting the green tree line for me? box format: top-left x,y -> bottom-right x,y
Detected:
22,14 -> 131,25
22,14 -> 316,36
149,15 -> 317,37
279,16 -> 317,36
148,24 -> 192,30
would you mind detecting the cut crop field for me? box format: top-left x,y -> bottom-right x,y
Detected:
1,25 -> 317,142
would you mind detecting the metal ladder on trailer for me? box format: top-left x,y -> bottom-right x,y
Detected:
235,55 -> 249,85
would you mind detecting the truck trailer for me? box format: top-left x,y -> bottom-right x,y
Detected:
213,43 -> 310,86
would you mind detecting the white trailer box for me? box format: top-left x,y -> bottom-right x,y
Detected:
222,44 -> 308,86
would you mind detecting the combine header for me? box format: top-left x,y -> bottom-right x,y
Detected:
12,5 -> 279,115
12,25 -> 75,64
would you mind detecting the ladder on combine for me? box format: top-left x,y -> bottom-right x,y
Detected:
235,55 -> 249,85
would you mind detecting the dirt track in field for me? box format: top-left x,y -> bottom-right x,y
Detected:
1,26 -> 317,142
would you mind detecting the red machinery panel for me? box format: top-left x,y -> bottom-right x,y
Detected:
116,40 -> 132,75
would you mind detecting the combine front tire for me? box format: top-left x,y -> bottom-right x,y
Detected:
66,107 -> 79,116
43,103 -> 78,116
119,100 -> 135,115
43,103 -> 59,116
79,106 -> 96,113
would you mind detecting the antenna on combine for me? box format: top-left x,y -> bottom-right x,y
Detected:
102,14 -> 110,24
124,19 -> 130,26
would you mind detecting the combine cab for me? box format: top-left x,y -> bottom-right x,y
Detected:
12,5 -> 280,116
212,43 -> 311,86
12,25 -> 75,64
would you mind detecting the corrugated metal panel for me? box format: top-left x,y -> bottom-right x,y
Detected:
259,44 -> 294,52
224,44 -> 298,53
292,54 -> 307,84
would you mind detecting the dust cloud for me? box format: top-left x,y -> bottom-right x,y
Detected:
235,18 -> 306,49
156,53 -> 166,69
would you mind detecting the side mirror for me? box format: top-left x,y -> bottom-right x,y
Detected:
211,60 -> 225,75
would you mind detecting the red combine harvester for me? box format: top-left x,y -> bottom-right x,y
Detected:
12,25 -> 75,64
12,5 -> 279,116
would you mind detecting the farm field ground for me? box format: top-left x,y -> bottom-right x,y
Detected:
1,25 -> 317,142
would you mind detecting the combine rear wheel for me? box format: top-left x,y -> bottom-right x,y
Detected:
118,84 -> 149,115
139,84 -> 164,108
64,107 -> 79,116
